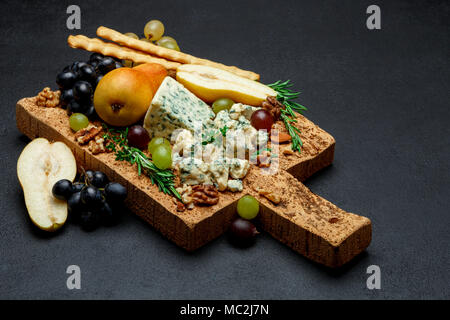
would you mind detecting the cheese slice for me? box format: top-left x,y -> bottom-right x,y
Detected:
143,76 -> 215,139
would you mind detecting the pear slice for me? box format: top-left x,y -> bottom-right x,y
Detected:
17,138 -> 77,231
176,64 -> 277,106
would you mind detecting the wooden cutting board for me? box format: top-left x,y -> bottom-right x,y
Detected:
16,96 -> 371,267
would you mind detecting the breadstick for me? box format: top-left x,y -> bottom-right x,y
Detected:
97,26 -> 260,81
67,35 -> 181,70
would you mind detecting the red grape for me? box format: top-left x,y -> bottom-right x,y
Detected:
127,125 -> 150,149
229,217 -> 258,242
250,109 -> 274,132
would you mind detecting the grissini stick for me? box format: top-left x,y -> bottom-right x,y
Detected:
67,35 -> 181,71
96,26 -> 260,81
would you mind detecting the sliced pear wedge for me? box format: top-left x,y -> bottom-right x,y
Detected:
176,64 -> 277,106
17,138 -> 76,231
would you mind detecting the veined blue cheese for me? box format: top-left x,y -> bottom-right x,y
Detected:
178,156 -> 229,191
228,158 -> 250,179
179,157 -> 212,185
145,79 -> 262,192
229,103 -> 259,120
224,129 -> 246,158
208,158 -> 229,191
227,179 -> 243,192
171,129 -> 194,162
143,76 -> 215,139
203,143 -> 224,163
214,110 -> 237,130
236,115 -> 251,129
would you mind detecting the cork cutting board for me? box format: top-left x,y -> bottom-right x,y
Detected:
16,97 -> 371,267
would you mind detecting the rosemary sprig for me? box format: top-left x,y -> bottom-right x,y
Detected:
268,80 -> 307,113
102,124 -> 180,200
267,80 -> 306,153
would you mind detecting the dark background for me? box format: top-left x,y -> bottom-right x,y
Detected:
0,0 -> 448,299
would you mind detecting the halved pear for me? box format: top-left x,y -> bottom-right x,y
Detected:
176,64 -> 277,106
17,138 -> 77,231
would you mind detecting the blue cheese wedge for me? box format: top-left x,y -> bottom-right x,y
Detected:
143,77 -> 215,139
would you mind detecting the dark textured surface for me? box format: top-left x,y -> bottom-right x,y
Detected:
0,0 -> 449,299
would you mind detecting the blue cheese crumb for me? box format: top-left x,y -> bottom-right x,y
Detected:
229,103 -> 259,120
179,157 -> 212,185
228,158 -> 250,179
227,179 -> 243,192
209,158 -> 229,191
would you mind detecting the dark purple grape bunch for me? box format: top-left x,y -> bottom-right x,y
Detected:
56,53 -> 123,119
52,169 -> 127,231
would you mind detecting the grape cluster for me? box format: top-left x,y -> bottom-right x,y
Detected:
52,170 -> 127,231
122,20 -> 180,67
56,53 -> 123,119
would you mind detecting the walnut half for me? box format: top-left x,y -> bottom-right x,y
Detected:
176,185 -> 195,210
36,87 -> 60,108
191,184 -> 219,206
174,184 -> 219,208
88,136 -> 106,154
74,125 -> 103,145
262,96 -> 284,121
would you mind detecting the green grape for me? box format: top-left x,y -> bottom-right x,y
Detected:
156,36 -> 180,50
148,137 -> 171,154
237,195 -> 259,220
140,37 -> 152,43
144,20 -> 164,41
158,40 -> 180,51
124,32 -> 139,39
156,36 -> 177,45
212,98 -> 235,114
152,144 -> 172,170
69,113 -> 89,132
